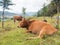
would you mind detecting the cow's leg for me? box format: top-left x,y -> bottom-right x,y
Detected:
14,19 -> 16,24
28,30 -> 46,39
38,31 -> 45,38
38,27 -> 46,38
26,30 -> 32,33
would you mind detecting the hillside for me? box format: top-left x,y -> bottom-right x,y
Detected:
0,11 -> 37,17
0,17 -> 60,45
0,11 -> 18,17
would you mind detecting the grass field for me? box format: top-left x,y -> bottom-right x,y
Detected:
0,17 -> 60,45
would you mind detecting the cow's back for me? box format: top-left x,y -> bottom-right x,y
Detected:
28,21 -> 48,34
41,24 -> 57,35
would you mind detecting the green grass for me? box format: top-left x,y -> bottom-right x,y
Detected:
0,17 -> 60,45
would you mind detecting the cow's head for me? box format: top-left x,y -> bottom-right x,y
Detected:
17,18 -> 29,28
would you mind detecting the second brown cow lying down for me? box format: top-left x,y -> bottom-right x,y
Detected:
18,18 -> 57,38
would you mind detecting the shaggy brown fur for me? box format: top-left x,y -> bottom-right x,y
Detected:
18,18 -> 57,38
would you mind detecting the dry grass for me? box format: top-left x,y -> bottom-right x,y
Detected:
0,17 -> 60,45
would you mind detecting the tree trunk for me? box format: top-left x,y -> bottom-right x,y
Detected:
56,6 -> 59,29
2,8 -> 5,28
